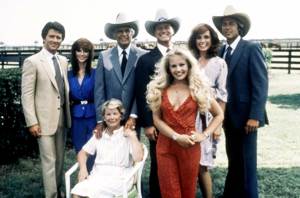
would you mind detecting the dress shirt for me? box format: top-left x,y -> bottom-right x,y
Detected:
41,48 -> 63,75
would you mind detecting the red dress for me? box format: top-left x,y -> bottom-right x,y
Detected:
156,90 -> 200,198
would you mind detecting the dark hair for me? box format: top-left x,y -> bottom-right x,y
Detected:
188,23 -> 220,59
70,38 -> 94,76
41,21 -> 65,40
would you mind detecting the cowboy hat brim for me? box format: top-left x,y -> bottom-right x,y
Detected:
145,18 -> 180,37
212,13 -> 251,37
104,21 -> 139,40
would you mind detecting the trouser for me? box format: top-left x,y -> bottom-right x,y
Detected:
223,124 -> 258,198
38,109 -> 66,198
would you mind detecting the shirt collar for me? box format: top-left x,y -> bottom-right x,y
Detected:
42,47 -> 58,59
157,43 -> 173,56
117,45 -> 131,57
226,36 -> 241,52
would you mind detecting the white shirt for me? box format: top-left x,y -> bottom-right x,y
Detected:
117,45 -> 131,64
157,43 -> 173,57
224,35 -> 241,58
83,126 -> 133,168
41,48 -> 63,75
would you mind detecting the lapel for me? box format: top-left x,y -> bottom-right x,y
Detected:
152,47 -> 163,62
227,39 -> 246,77
122,46 -> 137,83
110,47 -> 123,84
39,52 -> 59,91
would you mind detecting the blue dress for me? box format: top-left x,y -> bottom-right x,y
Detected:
68,69 -> 96,153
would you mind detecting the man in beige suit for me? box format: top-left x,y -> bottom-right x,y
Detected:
21,21 -> 71,198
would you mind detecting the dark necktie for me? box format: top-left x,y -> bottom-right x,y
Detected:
52,56 -> 65,105
225,46 -> 232,66
121,50 -> 127,76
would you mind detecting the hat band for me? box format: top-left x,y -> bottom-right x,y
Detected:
158,17 -> 167,22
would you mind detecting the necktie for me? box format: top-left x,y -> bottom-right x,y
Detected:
52,56 -> 65,105
121,50 -> 127,76
166,48 -> 171,53
225,46 -> 232,66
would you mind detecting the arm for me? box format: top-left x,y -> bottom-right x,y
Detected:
247,43 -> 268,133
192,98 -> 224,142
153,109 -> 195,148
94,53 -> 106,123
124,128 -> 143,162
77,150 -> 89,182
21,58 -> 41,137
94,53 -> 106,138
135,56 -> 158,140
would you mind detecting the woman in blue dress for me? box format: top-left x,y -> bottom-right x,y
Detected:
68,38 -> 96,170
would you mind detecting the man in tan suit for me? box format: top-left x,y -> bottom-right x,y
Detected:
21,21 -> 71,198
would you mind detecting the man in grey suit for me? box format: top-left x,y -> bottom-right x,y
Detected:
21,21 -> 71,198
94,13 -> 147,135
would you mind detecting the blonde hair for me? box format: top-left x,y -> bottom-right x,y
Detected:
146,47 -> 212,113
101,98 -> 125,117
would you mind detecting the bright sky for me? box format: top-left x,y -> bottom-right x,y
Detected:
1,0 -> 299,46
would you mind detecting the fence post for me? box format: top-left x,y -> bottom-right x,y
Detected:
287,50 -> 291,74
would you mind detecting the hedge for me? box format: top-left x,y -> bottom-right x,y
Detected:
0,68 -> 38,164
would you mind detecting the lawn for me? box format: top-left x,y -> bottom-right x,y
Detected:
0,70 -> 299,198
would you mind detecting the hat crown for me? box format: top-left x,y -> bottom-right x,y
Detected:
223,5 -> 240,16
154,9 -> 170,22
115,12 -> 132,24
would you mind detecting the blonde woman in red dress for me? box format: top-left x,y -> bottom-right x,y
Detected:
146,48 -> 224,198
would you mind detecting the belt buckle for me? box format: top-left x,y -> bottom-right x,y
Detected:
81,100 -> 88,105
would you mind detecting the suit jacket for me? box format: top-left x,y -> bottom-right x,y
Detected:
220,39 -> 268,129
135,47 -> 162,127
94,45 -> 147,122
68,69 -> 96,118
21,50 -> 71,135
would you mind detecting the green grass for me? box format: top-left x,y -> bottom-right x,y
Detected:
1,70 -> 299,198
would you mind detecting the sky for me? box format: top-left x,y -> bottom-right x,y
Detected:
1,0 -> 299,46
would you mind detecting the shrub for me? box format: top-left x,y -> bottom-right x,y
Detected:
0,68 -> 38,164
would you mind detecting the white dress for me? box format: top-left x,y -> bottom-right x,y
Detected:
71,126 -> 134,198
198,56 -> 228,168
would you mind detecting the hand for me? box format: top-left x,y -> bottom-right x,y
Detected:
78,168 -> 88,182
125,117 -> 136,130
213,127 -> 222,140
123,128 -> 137,138
190,131 -> 207,143
28,124 -> 41,138
144,126 -> 158,141
93,123 -> 104,139
176,134 -> 195,148
245,119 -> 259,134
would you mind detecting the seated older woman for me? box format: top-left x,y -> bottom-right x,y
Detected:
71,98 -> 144,198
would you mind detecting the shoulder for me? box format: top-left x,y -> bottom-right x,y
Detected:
132,45 -> 148,55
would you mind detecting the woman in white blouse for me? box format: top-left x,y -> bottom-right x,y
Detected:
71,98 -> 143,198
188,23 -> 228,198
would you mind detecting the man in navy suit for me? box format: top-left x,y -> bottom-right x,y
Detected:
213,5 -> 268,198
94,13 -> 147,135
135,9 -> 180,198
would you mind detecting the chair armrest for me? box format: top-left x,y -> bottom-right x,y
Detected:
65,162 -> 79,198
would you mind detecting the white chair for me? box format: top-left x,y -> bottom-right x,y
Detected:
65,144 -> 148,198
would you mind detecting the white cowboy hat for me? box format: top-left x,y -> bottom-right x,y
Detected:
145,9 -> 180,37
104,12 -> 139,40
212,5 -> 251,37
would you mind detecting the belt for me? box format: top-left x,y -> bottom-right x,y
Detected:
71,99 -> 94,105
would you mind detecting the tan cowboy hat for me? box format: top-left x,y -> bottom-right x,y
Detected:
145,9 -> 180,37
212,5 -> 251,37
104,12 -> 139,40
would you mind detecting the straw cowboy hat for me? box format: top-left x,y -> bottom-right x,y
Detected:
212,5 -> 251,37
104,13 -> 139,40
145,9 -> 180,37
